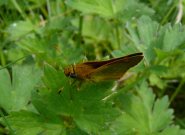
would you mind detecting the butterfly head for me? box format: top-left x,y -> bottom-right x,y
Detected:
64,65 -> 77,78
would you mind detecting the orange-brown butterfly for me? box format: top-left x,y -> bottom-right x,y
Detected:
64,53 -> 143,82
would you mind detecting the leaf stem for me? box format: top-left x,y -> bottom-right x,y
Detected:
94,42 -> 101,60
0,49 -> 6,66
170,77 -> 185,103
10,0 -> 27,20
0,109 -> 15,134
0,55 -> 28,70
115,21 -> 120,49
160,4 -> 176,25
77,15 -> 83,46
46,0 -> 51,20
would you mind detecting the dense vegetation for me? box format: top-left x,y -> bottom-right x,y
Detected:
0,0 -> 185,134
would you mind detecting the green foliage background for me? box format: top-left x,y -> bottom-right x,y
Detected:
0,0 -> 185,134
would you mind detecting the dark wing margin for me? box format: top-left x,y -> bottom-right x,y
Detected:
87,53 -> 143,81
82,53 -> 143,68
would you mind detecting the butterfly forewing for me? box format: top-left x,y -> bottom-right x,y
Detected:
87,53 -> 143,81
64,53 -> 143,81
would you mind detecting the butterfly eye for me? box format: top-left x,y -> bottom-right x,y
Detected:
69,73 -> 77,78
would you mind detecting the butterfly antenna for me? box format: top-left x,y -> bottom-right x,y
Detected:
72,65 -> 75,74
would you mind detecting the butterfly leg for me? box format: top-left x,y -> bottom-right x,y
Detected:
76,80 -> 83,91
70,79 -> 83,91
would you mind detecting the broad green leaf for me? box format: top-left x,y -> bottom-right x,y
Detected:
119,0 -> 154,21
127,16 -> 185,65
1,111 -> 66,135
16,34 -> 67,66
32,83 -> 118,134
81,17 -> 112,41
18,37 -> 47,54
66,0 -> 154,19
163,24 -> 185,51
45,17 -> 73,31
0,65 -> 41,113
0,67 -> 12,112
137,16 -> 159,48
32,65 -> 119,134
0,0 -> 7,6
111,81 -> 177,135
149,73 -> 166,89
42,64 -> 65,92
6,20 -> 35,40
156,125 -> 185,135
126,16 -> 160,63
66,0 -> 120,18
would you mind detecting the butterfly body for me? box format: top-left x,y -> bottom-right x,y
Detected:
64,53 -> 143,81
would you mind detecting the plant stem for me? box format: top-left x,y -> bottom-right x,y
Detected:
0,49 -> 6,66
46,0 -> 51,20
0,109 -> 15,134
95,43 -> 101,60
160,4 -> 176,25
170,77 -> 185,103
0,55 -> 28,70
77,15 -> 83,46
115,22 -> 120,49
11,0 -> 27,20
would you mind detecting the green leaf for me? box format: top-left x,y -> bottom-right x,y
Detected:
6,20 -> 35,40
82,17 -> 112,41
126,16 -> 159,63
163,24 -> 185,51
149,73 -> 166,89
0,0 -> 7,6
119,0 -> 154,21
66,0 -> 118,18
32,65 -> 119,134
66,0 -> 154,19
111,81 -> 179,135
156,125 -> 185,135
136,16 -> 159,48
33,82 -> 118,133
43,64 -> 65,92
127,16 -> 185,64
0,65 -> 41,113
1,111 -> 66,135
